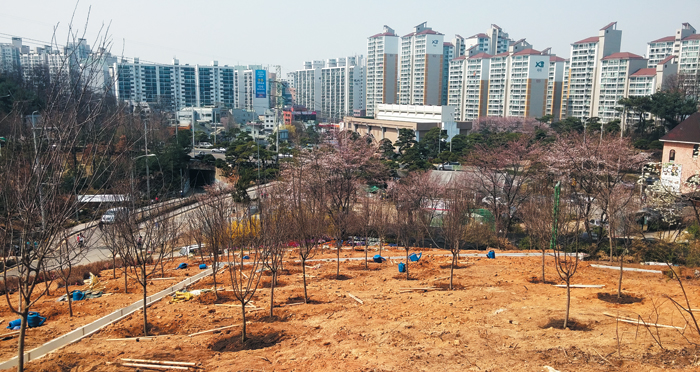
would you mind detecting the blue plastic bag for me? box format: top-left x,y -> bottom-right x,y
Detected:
199,264 -> 207,269
72,290 -> 85,301
487,250 -> 495,259
176,262 -> 188,269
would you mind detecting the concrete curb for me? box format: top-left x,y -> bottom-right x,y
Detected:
0,267 -> 217,369
590,264 -> 663,274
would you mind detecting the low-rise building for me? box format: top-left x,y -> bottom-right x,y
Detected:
659,112 -> 700,193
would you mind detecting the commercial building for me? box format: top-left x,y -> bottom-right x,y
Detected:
288,56 -> 365,122
366,26 -> 400,117
398,22 -> 445,106
344,104 -> 470,144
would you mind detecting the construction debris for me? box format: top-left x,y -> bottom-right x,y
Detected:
120,358 -> 196,367
83,273 -> 106,292
348,293 -> 363,304
120,362 -> 188,370
553,284 -> 605,288
170,292 -> 194,303
188,324 -> 241,337
603,312 -> 686,330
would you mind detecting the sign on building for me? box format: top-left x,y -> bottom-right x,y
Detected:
255,70 -> 267,98
660,163 -> 682,192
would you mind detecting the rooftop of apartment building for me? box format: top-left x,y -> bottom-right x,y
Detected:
602,52 -> 644,60
630,68 -> 657,77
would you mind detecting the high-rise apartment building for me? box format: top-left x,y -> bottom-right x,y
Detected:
448,52 -> 491,121
398,22 -> 444,106
647,23 -> 696,68
463,25 -> 514,56
545,56 -> 567,120
563,22 -> 622,120
366,26 -> 399,117
596,52 -> 648,122
442,42 -> 455,105
0,37 -> 22,75
111,59 -> 269,113
288,57 -> 365,121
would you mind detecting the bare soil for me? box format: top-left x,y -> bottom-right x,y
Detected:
4,248 -> 700,371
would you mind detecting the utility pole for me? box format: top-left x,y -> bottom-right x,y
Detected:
30,112 -> 46,232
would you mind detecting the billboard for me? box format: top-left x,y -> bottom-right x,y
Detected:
660,163 -> 682,192
255,69 -> 267,98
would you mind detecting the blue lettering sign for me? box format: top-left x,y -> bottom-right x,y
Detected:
535,61 -> 545,68
255,70 -> 266,98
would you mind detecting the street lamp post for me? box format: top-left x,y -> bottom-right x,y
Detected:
30,111 -> 46,232
131,154 -> 156,208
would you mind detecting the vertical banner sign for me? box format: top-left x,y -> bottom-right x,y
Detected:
255,69 -> 267,98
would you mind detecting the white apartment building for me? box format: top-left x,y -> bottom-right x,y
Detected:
506,49 -> 549,118
0,38 -> 22,74
112,59 -> 269,113
366,26 -> 399,117
596,52 -> 648,122
442,42 -> 455,105
398,22 -> 444,106
486,39 -> 532,117
289,57 -> 365,122
647,23 -> 696,68
448,53 -> 491,121
546,56 -> 567,120
564,22 -> 622,120
463,25 -> 513,56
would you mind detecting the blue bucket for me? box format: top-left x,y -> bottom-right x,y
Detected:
199,264 -> 207,269
242,255 -> 250,259
72,290 -> 85,301
487,250 -> 495,259
398,262 -> 406,273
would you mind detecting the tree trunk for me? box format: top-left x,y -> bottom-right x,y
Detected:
564,281 -> 571,329
450,253 -> 455,290
405,248 -> 409,281
142,262 -> 149,336
124,267 -> 128,293
66,283 -> 73,317
17,308 -> 28,372
541,248 -> 546,283
269,271 -> 276,318
212,256 -> 218,300
241,303 -> 247,343
301,259 -> 308,303
618,252 -> 624,299
112,252 -> 117,279
379,237 -> 383,258
336,240 -> 341,279
364,238 -> 369,270
608,219 -> 615,263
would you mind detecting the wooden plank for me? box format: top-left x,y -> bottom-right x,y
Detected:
347,293 -> 363,305
280,302 -> 304,307
121,362 -> 189,370
553,284 -> 605,288
149,277 -> 177,281
106,337 -> 154,341
603,312 -> 685,330
188,324 -> 241,337
120,358 -> 196,366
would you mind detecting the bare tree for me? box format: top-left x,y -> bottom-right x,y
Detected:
192,184 -> 234,298
469,135 -> 541,240
260,186 -> 288,317
227,201 -> 265,342
551,183 -> 583,329
521,193 -> 554,283
282,153 -> 325,303
0,15 -> 127,370
53,232 -> 89,317
112,201 -> 179,336
390,172 -> 437,280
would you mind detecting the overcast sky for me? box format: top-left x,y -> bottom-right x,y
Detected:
1,0 -> 699,75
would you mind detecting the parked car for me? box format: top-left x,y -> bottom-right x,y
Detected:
438,162 -> 461,171
211,148 -> 226,153
101,207 -> 129,224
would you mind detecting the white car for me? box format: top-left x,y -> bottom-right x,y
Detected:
101,207 -> 128,224
211,148 -> 226,153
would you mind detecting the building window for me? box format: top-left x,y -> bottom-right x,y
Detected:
669,149 -> 676,162
694,145 -> 699,159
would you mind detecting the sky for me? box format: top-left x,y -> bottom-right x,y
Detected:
1,0 -> 699,76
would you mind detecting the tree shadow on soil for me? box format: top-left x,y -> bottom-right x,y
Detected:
209,331 -> 285,352
260,278 -> 288,288
597,292 -> 644,304
434,282 -> 466,290
257,314 -> 292,323
540,318 -> 593,331
321,273 -> 353,280
391,274 -> 418,280
346,263 -> 381,271
283,295 -> 323,305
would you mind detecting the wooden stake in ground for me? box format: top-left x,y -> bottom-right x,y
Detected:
121,362 -> 189,370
